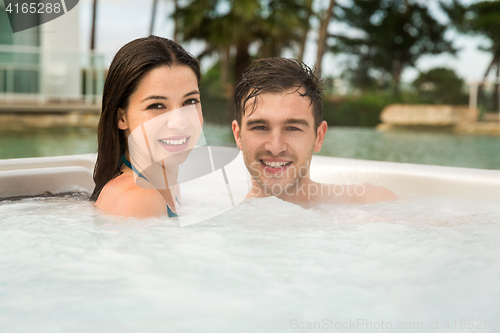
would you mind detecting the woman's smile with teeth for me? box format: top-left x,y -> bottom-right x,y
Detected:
159,138 -> 187,145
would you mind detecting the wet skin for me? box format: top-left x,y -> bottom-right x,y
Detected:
96,65 -> 203,217
232,88 -> 397,204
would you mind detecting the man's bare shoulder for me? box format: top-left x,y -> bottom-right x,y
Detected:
96,172 -> 167,218
359,183 -> 398,203
324,182 -> 398,204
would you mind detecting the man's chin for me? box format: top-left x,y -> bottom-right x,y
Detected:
256,178 -> 299,197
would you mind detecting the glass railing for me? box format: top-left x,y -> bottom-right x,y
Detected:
0,45 -> 105,104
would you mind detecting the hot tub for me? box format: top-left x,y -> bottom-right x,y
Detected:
0,154 -> 499,332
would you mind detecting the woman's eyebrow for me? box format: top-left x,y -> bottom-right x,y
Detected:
140,95 -> 167,103
184,90 -> 200,98
140,90 -> 199,103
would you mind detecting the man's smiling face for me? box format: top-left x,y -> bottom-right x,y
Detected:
232,88 -> 327,197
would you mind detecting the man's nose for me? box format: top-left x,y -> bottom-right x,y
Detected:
166,110 -> 190,130
264,130 -> 287,156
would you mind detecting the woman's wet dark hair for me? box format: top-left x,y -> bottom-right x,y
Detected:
90,35 -> 201,201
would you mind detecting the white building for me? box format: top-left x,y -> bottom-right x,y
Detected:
0,2 -> 104,103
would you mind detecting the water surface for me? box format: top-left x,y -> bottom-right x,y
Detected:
0,195 -> 498,332
1,126 -> 499,170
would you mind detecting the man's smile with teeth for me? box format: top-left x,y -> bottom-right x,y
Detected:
260,160 -> 292,168
159,137 -> 188,145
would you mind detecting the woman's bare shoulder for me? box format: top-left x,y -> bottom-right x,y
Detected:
96,172 -> 167,218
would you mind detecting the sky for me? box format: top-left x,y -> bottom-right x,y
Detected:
78,0 -> 495,84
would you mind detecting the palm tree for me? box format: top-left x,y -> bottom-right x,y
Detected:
256,0 -> 313,59
297,0 -> 313,62
174,0 -> 310,84
149,0 -> 159,35
90,0 -> 98,51
444,0 -> 500,110
315,0 -> 335,78
330,0 -> 455,96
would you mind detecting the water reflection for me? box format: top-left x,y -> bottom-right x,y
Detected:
318,127 -> 500,170
0,127 -> 97,159
1,125 -> 500,170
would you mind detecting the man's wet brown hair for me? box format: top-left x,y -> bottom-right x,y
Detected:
234,57 -> 324,130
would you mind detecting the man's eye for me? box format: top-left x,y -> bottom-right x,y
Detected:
184,98 -> 200,106
287,126 -> 301,131
147,103 -> 165,110
251,125 -> 267,130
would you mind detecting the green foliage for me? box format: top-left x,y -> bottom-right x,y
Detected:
331,0 -> 456,95
200,85 -> 231,125
200,88 -> 396,127
199,62 -> 232,125
443,1 -> 500,110
444,0 -> 500,53
412,67 -> 468,105
200,82 -> 439,128
201,62 -> 223,88
175,0 -> 311,83
322,91 -> 435,127
323,93 -> 396,127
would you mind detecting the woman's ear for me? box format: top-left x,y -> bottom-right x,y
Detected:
117,108 -> 128,130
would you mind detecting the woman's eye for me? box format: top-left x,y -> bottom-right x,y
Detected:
147,103 -> 165,110
183,98 -> 200,106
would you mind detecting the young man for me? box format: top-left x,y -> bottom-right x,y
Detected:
232,58 -> 397,204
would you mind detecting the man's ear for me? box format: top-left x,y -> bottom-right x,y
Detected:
313,120 -> 328,153
117,108 -> 128,130
232,120 -> 242,150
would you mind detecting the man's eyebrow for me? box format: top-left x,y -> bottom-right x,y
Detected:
284,118 -> 310,127
245,119 -> 269,127
140,90 -> 199,103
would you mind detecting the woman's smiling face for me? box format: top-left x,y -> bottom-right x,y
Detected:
118,65 -> 203,167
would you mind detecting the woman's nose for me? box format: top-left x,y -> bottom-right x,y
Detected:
166,110 -> 190,130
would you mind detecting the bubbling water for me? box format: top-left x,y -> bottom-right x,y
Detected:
1,194 -> 499,332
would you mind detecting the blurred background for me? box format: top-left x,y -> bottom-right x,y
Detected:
1,0 -> 500,169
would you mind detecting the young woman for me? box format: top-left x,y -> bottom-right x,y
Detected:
90,36 -> 203,218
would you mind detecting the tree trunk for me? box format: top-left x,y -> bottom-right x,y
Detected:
494,54 -> 500,112
479,54 -> 498,111
230,40 -> 250,122
298,23 -> 310,61
90,0 -> 98,51
90,0 -> 98,101
393,63 -> 402,98
219,46 -> 231,96
482,54 -> 497,81
315,0 -> 336,78
298,0 -> 313,61
234,40 -> 250,86
149,0 -> 159,35
173,0 -> 179,42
